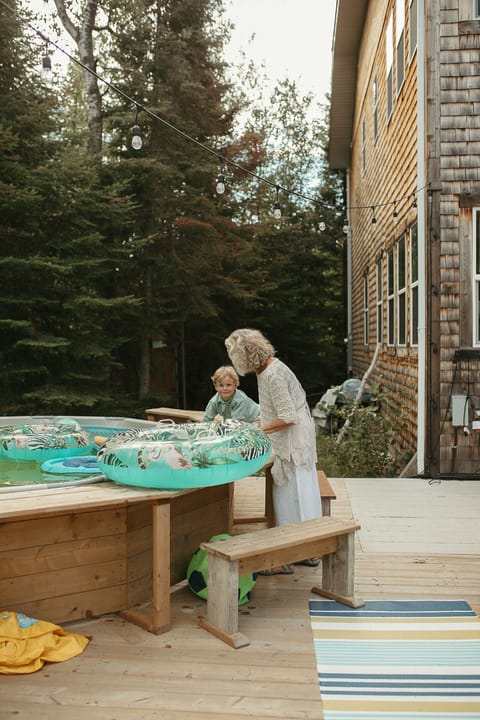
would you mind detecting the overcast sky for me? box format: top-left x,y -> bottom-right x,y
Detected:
224,0 -> 337,103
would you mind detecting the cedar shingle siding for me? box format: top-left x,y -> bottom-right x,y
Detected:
330,0 -> 480,476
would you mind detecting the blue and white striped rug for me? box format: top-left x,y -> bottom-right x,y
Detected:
309,599 -> 480,719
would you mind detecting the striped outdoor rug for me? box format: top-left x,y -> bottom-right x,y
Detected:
309,599 -> 480,719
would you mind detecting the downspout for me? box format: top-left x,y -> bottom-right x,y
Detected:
416,0 -> 427,475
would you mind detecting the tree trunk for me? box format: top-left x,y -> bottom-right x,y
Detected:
52,0 -> 103,155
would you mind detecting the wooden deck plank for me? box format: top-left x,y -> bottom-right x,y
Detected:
3,474 -> 480,719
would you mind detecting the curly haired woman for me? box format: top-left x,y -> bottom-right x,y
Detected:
225,328 -> 322,574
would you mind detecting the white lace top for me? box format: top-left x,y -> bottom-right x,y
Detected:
257,357 -> 317,470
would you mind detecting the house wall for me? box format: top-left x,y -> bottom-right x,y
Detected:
348,0 -> 419,461
434,1 -> 480,475
347,0 -> 480,476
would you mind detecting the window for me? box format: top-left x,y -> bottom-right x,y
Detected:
474,210 -> 480,345
373,74 -> 379,142
396,0 -> 405,93
397,235 -> 406,345
363,274 -> 369,344
387,247 -> 395,345
376,258 -> 383,343
386,13 -> 394,120
475,0 -> 480,19
362,116 -> 366,173
410,222 -> 418,345
409,0 -> 417,60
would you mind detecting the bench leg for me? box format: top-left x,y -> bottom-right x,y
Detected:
311,532 -> 364,608
198,555 -> 250,648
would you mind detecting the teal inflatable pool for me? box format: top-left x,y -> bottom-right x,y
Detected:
0,418 -> 95,462
40,455 -> 100,475
97,420 -> 272,490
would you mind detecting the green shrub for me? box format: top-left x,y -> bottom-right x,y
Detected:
316,393 -> 404,477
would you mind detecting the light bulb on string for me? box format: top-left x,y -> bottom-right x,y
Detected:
371,207 -> 377,226
131,125 -> 142,150
273,186 -> 282,219
343,219 -> 349,234
131,107 -> 143,150
318,216 -> 326,232
215,161 -> 226,194
41,42 -> 52,81
411,192 -> 417,209
392,202 -> 398,224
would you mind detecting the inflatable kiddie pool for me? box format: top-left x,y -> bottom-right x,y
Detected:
40,455 -> 100,475
97,419 -> 272,490
0,417 -> 95,462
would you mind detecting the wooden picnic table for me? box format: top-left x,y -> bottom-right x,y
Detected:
145,407 -> 204,423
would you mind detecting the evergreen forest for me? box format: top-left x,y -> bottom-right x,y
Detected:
0,0 -> 347,419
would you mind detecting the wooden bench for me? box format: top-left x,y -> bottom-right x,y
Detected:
235,468 -> 336,527
198,517 -> 364,648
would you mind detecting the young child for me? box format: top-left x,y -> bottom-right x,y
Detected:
204,365 -> 260,423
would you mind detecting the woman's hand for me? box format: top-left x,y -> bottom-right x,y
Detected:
261,418 -> 293,434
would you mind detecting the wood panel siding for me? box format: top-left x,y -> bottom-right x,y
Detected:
346,0 -> 419,466
333,0 -> 480,476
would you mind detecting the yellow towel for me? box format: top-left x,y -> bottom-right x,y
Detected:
0,610 -> 89,674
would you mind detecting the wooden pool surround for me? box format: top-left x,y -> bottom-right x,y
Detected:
0,479 -> 233,634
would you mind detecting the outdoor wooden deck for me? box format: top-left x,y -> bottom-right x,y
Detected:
4,475 -> 480,719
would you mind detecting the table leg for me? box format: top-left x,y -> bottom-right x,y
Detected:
120,499 -> 172,634
151,500 -> 171,632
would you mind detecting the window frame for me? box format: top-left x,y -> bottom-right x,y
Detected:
373,73 -> 379,143
409,0 -> 418,61
376,257 -> 383,343
397,234 -> 407,346
410,222 -> 418,346
396,0 -> 405,94
387,246 -> 395,345
386,12 -> 394,121
361,116 -> 367,174
363,274 -> 369,345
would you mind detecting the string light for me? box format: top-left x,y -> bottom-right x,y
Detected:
318,216 -> 326,232
343,219 -> 349,234
273,186 -> 282,219
131,107 -> 143,150
41,42 -> 51,81
371,207 -> 377,226
392,202 -> 398,223
215,161 -> 226,194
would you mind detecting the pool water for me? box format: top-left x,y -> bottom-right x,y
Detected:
0,457 -> 100,487
0,417 -> 158,488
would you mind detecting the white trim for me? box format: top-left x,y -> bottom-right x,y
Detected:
473,208 -> 480,345
416,0 -> 426,475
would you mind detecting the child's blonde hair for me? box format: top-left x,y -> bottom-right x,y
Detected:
211,365 -> 240,387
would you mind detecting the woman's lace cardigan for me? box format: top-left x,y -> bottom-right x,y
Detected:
257,358 -> 317,485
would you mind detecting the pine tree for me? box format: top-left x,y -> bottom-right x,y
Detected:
0,4 -> 141,415
101,0 -> 261,403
